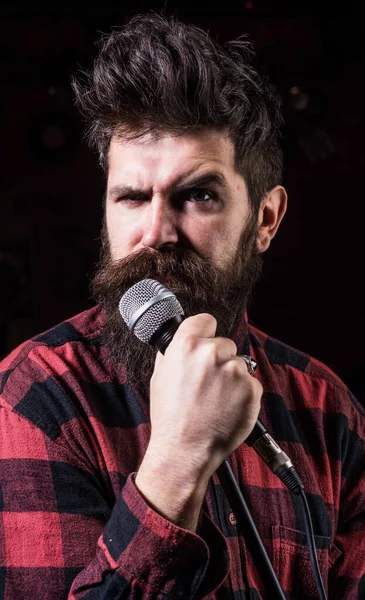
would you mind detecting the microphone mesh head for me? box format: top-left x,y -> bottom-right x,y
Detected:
119,278 -> 184,343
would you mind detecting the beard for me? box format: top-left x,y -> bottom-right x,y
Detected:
91,218 -> 262,393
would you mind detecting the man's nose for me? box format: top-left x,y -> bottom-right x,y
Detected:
141,196 -> 179,250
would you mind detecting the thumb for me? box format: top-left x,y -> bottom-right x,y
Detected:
153,313 -> 217,371
174,313 -> 217,341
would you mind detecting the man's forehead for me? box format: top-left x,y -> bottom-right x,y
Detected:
108,129 -> 234,161
106,129 -> 237,189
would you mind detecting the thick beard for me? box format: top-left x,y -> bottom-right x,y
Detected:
91,220 -> 262,393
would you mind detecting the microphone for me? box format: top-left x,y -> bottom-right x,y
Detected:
119,278 -> 303,494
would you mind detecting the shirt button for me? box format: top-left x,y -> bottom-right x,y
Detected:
228,512 -> 237,526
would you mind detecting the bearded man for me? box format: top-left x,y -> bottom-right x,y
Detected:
0,13 -> 364,600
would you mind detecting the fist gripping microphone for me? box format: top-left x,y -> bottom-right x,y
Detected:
119,278 -> 303,494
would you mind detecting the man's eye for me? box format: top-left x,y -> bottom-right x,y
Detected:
188,189 -> 215,203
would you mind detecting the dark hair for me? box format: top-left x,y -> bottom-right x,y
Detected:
72,12 -> 284,212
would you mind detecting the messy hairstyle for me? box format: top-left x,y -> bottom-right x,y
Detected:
72,12 -> 284,213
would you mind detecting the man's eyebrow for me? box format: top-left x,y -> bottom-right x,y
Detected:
107,171 -> 229,199
108,184 -> 146,199
174,171 -> 229,193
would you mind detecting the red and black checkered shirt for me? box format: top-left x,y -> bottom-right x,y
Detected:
0,305 -> 364,599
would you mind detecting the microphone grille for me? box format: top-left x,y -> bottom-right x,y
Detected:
119,278 -> 184,343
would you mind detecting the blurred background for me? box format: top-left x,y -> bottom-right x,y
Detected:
0,0 -> 364,400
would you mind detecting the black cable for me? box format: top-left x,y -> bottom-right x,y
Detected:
298,487 -> 327,600
217,460 -> 286,600
278,466 -> 327,600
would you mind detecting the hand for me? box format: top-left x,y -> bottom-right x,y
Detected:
147,313 -> 262,480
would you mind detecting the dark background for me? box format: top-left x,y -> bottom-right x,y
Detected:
0,1 -> 364,397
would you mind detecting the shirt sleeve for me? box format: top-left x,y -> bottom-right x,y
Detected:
0,363 -> 229,600
70,475 -> 229,599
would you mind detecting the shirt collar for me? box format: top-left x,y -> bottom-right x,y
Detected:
230,308 -> 250,355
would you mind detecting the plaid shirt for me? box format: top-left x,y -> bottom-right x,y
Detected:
0,305 -> 364,599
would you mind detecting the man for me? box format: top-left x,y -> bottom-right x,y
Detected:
0,12 -> 364,600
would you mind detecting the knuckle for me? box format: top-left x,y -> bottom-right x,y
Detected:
204,339 -> 236,366
248,378 -> 263,403
181,333 -> 199,353
206,341 -> 220,359
247,373 -> 261,391
230,340 -> 238,355
222,358 -> 241,376
255,378 -> 263,393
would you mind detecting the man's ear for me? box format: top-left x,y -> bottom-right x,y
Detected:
256,186 -> 287,253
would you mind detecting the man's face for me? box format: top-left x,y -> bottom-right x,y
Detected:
92,129 -> 262,390
106,128 -> 252,270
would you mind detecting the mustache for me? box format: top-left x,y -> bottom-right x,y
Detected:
91,246 -> 223,307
